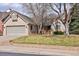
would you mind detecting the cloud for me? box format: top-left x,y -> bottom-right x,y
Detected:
0,3 -> 10,6
0,3 -> 21,11
9,3 -> 22,8
0,3 -> 23,10
0,3 -> 27,15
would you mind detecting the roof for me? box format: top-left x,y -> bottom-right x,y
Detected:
0,12 -> 10,21
0,10 -> 34,24
42,15 -> 57,26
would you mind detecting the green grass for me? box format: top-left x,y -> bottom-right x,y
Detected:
10,35 -> 79,47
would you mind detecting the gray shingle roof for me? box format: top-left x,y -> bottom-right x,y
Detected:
0,10 -> 34,24
0,12 -> 10,21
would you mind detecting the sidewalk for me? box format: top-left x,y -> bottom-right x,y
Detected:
0,40 -> 79,56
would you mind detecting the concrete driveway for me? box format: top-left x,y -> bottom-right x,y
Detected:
0,35 -> 21,40
0,35 -> 21,46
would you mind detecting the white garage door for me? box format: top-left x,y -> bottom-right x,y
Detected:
6,26 -> 26,36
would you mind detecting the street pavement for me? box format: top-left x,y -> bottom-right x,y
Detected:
0,52 -> 48,56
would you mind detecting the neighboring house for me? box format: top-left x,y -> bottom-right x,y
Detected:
42,15 -> 65,34
0,10 -> 34,36
51,20 -> 65,32
0,20 -> 3,35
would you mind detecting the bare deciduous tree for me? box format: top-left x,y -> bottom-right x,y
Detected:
22,3 -> 75,36
49,3 -> 75,36
63,3 -> 76,36
22,3 -> 48,34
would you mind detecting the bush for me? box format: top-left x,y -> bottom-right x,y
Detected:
53,31 -> 64,35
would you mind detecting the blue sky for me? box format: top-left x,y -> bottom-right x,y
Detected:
0,3 -> 27,15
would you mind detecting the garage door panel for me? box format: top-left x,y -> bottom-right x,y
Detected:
6,26 -> 26,35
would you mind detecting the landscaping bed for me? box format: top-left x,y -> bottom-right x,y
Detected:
10,35 -> 79,47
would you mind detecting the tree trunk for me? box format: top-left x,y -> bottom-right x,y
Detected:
65,23 -> 69,36
38,24 -> 43,34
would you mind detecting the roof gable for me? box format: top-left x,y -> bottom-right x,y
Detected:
1,10 -> 34,24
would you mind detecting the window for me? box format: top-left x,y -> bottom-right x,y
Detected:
11,13 -> 18,22
12,20 -> 17,22
56,22 -> 61,31
30,26 -> 33,30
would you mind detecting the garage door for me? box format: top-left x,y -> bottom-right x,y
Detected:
6,26 -> 26,36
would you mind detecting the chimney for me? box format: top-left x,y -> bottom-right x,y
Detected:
6,8 -> 12,12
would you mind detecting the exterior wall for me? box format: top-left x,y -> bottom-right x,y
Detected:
30,25 -> 38,33
51,20 -> 65,32
3,15 -> 29,36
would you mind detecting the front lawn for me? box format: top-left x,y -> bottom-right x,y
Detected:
10,35 -> 79,46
